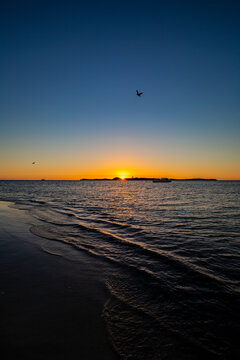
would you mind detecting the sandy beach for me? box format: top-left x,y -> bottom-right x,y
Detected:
0,201 -> 118,360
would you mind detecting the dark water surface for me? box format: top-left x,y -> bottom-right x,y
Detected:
0,180 -> 239,359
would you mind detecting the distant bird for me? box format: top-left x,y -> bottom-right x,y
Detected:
136,90 -> 144,97
32,161 -> 36,165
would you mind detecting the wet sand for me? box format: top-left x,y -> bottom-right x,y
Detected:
0,201 -> 118,360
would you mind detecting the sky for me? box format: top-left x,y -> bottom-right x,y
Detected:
0,0 -> 239,180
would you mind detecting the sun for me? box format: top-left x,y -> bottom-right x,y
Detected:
117,170 -> 131,180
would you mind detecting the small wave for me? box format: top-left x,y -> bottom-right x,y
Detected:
104,274 -> 229,360
40,246 -> 62,257
29,216 -> 230,297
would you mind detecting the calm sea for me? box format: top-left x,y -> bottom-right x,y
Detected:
0,180 -> 239,359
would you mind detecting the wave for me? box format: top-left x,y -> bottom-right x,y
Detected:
29,217 -> 233,297
1,180 -> 239,360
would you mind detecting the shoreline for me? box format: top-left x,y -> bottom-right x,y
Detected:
0,201 -> 118,360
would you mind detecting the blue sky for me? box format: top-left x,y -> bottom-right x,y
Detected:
1,0 -> 240,179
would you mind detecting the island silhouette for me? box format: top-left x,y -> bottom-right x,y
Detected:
80,177 -> 217,181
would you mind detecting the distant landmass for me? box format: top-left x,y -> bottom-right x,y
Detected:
80,177 -> 217,181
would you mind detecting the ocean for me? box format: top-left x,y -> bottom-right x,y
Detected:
0,180 -> 239,359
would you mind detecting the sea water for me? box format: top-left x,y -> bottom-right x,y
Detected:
0,180 -> 239,359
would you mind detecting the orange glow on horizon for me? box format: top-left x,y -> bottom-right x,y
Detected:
1,132 -> 240,180
0,159 -> 240,181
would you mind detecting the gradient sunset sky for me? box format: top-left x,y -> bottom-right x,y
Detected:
1,0 -> 239,180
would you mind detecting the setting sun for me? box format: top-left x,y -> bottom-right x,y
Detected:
117,170 -> 131,180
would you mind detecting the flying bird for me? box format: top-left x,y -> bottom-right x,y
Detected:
32,161 -> 36,165
136,90 -> 144,97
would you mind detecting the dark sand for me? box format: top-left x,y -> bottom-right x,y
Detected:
0,201 -> 118,360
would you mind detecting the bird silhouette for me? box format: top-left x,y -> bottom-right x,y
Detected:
32,161 -> 36,164
136,90 -> 143,97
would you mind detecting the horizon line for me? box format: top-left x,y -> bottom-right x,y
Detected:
1,178 -> 240,181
